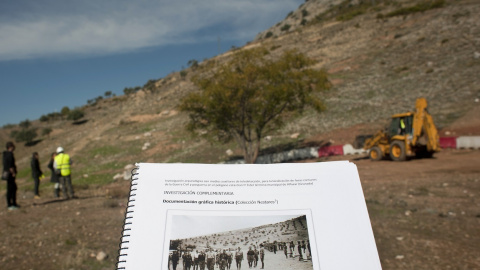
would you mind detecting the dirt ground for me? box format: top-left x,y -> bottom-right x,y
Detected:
1,147 -> 479,270
354,149 -> 480,269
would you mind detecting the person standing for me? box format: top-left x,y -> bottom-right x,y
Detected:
226,248 -> 233,270
297,240 -> 303,261
216,250 -> 221,269
246,246 -> 255,268
219,249 -> 228,270
198,250 -> 206,270
54,146 -> 75,199
259,244 -> 265,269
302,240 -> 308,262
184,251 -> 193,270
31,152 -> 43,198
47,152 -> 61,198
3,142 -> 18,210
235,246 -> 244,270
206,248 -> 216,270
193,250 -> 199,270
289,241 -> 295,258
171,251 -> 180,270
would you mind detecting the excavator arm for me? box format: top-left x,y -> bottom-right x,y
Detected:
412,98 -> 440,151
424,113 -> 440,151
363,130 -> 388,150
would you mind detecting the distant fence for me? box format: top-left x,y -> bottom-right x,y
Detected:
456,136 -> 480,149
440,137 -> 457,149
224,136 -> 480,164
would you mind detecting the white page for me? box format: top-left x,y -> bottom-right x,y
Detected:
118,162 -> 381,270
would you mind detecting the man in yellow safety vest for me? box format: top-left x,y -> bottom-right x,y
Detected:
399,118 -> 406,135
54,146 -> 75,199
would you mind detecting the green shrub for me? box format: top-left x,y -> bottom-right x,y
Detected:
270,45 -> 281,51
143,80 -> 157,91
41,127 -> 52,136
39,112 -> 62,121
180,70 -> 188,80
39,115 -> 49,122
47,112 -> 62,120
188,59 -> 199,69
337,9 -> 365,21
61,106 -> 70,116
19,119 -> 31,129
302,9 -> 309,17
2,124 -> 15,129
265,32 -> 274,38
67,109 -> 84,121
10,128 -> 37,143
123,86 -> 141,95
314,0 -> 373,24
386,0 -> 445,17
280,24 -> 291,31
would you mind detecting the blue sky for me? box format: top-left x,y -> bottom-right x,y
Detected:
0,0 -> 304,126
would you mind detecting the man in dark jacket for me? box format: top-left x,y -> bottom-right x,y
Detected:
246,247 -> 255,268
31,152 -> 43,198
171,251 -> 180,270
3,142 -> 18,210
47,152 -> 60,197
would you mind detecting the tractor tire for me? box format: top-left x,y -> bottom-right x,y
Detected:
390,141 -> 406,161
369,146 -> 383,161
415,146 -> 434,159
424,151 -> 434,158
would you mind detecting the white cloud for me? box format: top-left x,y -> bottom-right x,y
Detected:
0,0 -> 303,61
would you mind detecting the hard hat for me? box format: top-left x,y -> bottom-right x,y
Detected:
56,146 -> 64,153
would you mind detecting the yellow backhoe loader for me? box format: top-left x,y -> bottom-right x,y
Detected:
363,98 -> 440,161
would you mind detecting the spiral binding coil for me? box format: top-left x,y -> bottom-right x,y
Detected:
116,166 -> 139,269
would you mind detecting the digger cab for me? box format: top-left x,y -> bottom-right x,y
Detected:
388,113 -> 414,138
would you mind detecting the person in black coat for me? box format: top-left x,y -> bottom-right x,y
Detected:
297,240 -> 303,261
183,251 -> 193,270
247,247 -> 255,268
171,251 -> 180,270
3,142 -> 18,210
198,250 -> 206,270
31,152 -> 43,198
47,152 -> 60,198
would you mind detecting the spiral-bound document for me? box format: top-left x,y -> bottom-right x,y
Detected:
117,162 -> 381,270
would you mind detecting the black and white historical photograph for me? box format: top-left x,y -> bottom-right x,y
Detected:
166,213 -> 314,270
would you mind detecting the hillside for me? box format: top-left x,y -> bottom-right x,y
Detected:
176,215 -> 309,252
1,0 -> 478,176
0,0 -> 479,269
